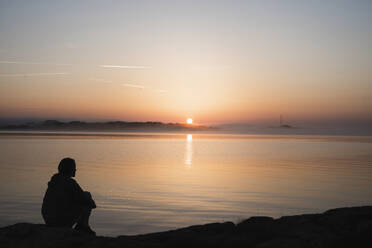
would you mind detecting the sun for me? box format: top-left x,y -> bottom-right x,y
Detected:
187,118 -> 193,124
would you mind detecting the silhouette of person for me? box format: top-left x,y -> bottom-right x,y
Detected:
42,158 -> 96,235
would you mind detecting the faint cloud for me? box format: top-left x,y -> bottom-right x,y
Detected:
155,89 -> 167,94
101,65 -> 151,69
0,72 -> 69,77
122,83 -> 144,89
0,61 -> 73,66
88,78 -> 145,89
189,65 -> 233,71
88,78 -> 112,84
65,43 -> 77,49
89,78 -> 159,92
0,61 -> 151,69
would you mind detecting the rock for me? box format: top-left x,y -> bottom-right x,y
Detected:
0,206 -> 371,248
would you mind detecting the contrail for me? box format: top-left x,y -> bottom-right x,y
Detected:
0,61 -> 74,66
0,61 -> 151,68
88,78 -> 112,83
88,78 -> 145,89
122,83 -> 144,89
101,65 -> 151,69
0,72 -> 69,77
89,78 -> 167,93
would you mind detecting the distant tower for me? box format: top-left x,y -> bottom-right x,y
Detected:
278,114 -> 292,128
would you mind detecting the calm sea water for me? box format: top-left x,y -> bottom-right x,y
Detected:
0,132 -> 371,236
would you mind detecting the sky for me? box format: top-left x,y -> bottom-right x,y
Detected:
0,0 -> 371,126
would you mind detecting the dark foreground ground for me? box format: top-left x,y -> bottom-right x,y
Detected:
1,206 -> 371,248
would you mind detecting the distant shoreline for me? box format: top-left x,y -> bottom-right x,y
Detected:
1,119 -> 371,136
0,119 -> 217,132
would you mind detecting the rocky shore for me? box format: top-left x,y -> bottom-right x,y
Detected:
1,206 -> 371,248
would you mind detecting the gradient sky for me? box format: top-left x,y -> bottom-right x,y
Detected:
0,0 -> 371,125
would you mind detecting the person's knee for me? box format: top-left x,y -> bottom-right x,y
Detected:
83,191 -> 97,209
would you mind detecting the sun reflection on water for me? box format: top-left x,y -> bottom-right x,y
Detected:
185,134 -> 193,166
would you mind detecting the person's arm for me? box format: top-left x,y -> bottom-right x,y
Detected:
70,179 -> 96,208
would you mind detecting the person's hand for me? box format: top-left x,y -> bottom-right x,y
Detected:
91,199 -> 97,209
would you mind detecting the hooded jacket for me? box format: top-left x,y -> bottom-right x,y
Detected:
41,173 -> 96,224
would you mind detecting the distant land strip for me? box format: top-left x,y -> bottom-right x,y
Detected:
0,120 -> 216,132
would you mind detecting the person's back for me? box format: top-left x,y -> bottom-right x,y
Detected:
41,158 -> 96,235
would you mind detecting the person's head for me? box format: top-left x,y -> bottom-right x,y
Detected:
58,157 -> 76,177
